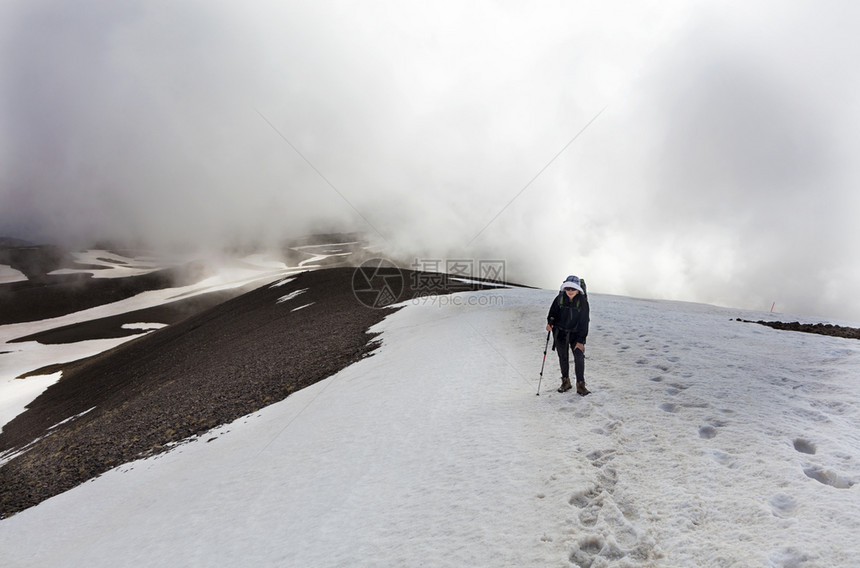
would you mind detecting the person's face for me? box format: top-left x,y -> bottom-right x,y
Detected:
565,287 -> 578,297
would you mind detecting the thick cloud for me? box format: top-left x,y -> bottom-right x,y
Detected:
570,2 -> 860,321
1,1 -> 858,320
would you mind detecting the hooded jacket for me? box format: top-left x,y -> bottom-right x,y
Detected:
547,291 -> 589,345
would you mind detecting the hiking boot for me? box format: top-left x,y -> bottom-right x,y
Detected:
558,377 -> 572,393
576,381 -> 591,396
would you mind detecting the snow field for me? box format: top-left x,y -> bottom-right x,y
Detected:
0,287 -> 858,567
575,294 -> 860,566
47,250 -> 163,278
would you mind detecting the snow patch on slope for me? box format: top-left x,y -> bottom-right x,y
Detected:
0,264 -> 27,284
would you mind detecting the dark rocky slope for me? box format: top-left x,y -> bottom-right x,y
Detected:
1,266 -> 488,518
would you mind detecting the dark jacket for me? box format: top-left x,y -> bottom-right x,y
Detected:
547,292 -> 589,344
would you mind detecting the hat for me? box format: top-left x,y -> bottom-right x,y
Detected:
560,275 -> 583,293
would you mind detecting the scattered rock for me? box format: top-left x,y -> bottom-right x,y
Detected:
737,319 -> 860,340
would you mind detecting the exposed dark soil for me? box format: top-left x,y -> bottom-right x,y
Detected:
9,289 -> 247,345
0,262 -> 213,325
0,266 -> 500,518
738,319 -> 860,340
0,244 -> 70,279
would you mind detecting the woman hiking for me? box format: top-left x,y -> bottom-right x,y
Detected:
546,275 -> 590,395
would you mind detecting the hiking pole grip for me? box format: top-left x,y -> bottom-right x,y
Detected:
537,329 -> 552,395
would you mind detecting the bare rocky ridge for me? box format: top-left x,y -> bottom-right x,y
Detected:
0,266 -> 499,518
0,262 -> 215,326
8,289 -> 243,345
0,233 -> 375,326
0,243 -> 69,279
738,319 -> 860,340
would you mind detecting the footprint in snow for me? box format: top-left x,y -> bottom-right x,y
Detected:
803,465 -> 855,489
710,449 -> 740,468
698,425 -> 718,439
569,486 -> 600,509
698,418 -> 728,439
793,438 -> 816,455
769,493 -> 798,518
768,548 -> 815,568
569,535 -> 627,568
587,449 -> 617,468
566,450 -> 657,565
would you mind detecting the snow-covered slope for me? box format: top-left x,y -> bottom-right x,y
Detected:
1,287 -> 858,567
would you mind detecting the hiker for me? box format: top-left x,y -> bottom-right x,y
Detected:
546,275 -> 590,395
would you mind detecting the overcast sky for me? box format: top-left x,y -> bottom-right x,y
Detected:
1,1 -> 858,321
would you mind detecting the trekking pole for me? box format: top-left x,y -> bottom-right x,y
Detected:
537,329 -> 552,396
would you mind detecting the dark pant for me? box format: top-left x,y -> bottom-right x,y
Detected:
555,331 -> 585,383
